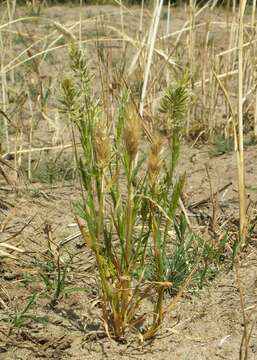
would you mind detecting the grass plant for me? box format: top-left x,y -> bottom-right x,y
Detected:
61,44 -> 190,340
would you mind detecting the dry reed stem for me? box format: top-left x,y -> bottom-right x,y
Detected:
139,0 -> 164,116
237,0 -> 247,244
2,143 -> 75,159
0,32 -> 9,153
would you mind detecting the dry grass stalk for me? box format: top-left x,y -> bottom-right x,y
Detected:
27,89 -> 34,181
186,0 -> 196,135
0,32 -> 10,153
251,0 -> 256,28
237,0 -> 247,244
79,0 -> 82,47
139,0 -> 144,36
2,144 -> 75,160
165,0 -> 171,85
139,0 -> 164,116
254,86 -> 257,138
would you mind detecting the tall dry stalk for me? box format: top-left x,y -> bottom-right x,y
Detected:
119,0 -> 125,52
252,0 -> 257,139
165,0 -> 171,85
186,0 -> 196,136
254,86 -> 257,138
139,0 -> 164,116
139,0 -> 144,37
79,0 -> 83,48
27,89 -> 34,181
237,0 -> 247,244
0,33 -> 9,153
251,0 -> 256,28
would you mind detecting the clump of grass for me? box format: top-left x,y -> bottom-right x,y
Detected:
146,213 -> 229,296
209,136 -> 234,157
26,1 -> 43,17
61,45 -> 191,341
31,155 -> 76,184
10,294 -> 37,330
